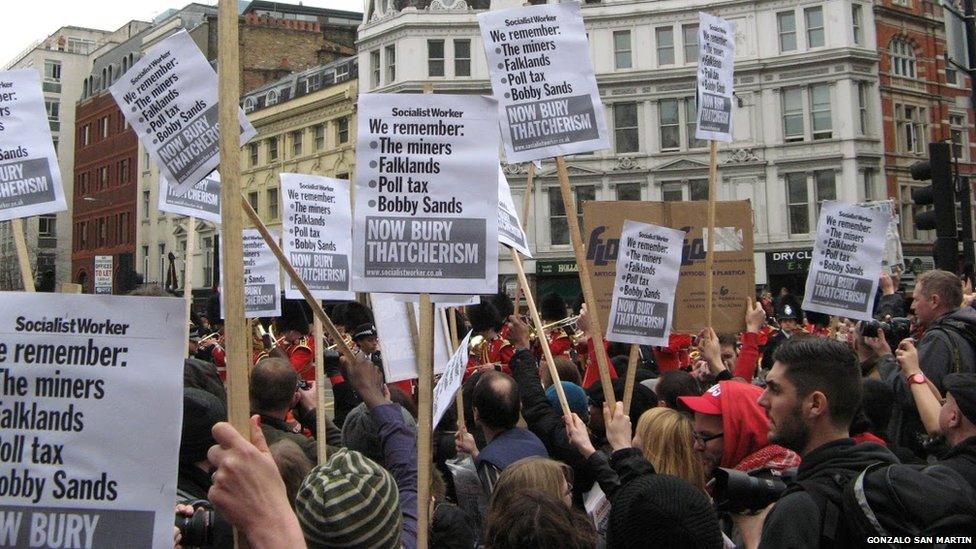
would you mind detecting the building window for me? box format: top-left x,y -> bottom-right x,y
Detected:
314,124 -> 325,150
370,49 -> 380,88
778,11 -> 797,52
613,31 -> 632,69
686,98 -> 705,149
243,97 -> 255,113
889,38 -> 916,78
950,114 -> 967,160
613,103 -> 639,153
98,166 -> 109,190
428,40 -> 445,77
805,7 -> 824,48
810,84 -> 831,140
268,137 -> 279,162
267,189 -> 279,219
38,215 -> 56,249
249,142 -> 259,167
659,99 -> 680,151
814,170 -> 836,217
786,173 -> 809,234
44,59 -> 61,81
852,4 -> 863,45
337,118 -> 349,144
656,27 -> 674,66
862,168 -> 876,201
661,180 -> 708,202
66,37 -> 96,54
82,125 -> 90,146
683,24 -> 699,63
119,212 -> 129,244
385,45 -> 396,83
616,183 -> 641,201
782,88 -> 804,142
143,190 -> 150,219
662,182 -> 683,202
896,104 -> 927,154
266,90 -> 278,106
857,82 -> 869,135
248,191 -> 259,212
454,40 -> 471,77
291,130 -> 303,157
120,158 -> 130,183
100,116 -> 109,139
548,186 -> 594,246
158,243 -> 166,283
45,100 -> 59,132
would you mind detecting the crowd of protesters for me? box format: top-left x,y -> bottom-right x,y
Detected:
173,268 -> 976,548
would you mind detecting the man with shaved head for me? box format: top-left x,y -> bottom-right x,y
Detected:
250,358 -> 319,462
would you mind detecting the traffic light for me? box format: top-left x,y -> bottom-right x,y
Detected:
910,142 -> 957,270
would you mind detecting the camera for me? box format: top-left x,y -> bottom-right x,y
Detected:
858,318 -> 912,349
709,467 -> 796,513
175,499 -> 214,547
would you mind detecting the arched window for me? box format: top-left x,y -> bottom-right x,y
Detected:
266,89 -> 278,106
243,97 -> 256,113
107,65 -> 114,83
122,57 -> 128,73
889,38 -> 916,78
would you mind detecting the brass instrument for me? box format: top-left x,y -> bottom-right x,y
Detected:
326,332 -> 355,351
529,314 -> 585,344
468,334 -> 486,354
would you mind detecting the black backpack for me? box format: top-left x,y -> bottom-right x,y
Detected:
794,463 -> 976,548
927,318 -> 976,375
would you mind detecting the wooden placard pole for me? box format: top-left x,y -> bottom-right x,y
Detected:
184,216 -> 196,356
12,218 -> 35,292
240,197 -> 356,364
513,162 -> 535,316
555,157 -> 615,407
217,0 -> 249,443
622,344 -> 640,412
448,307 -> 465,431
416,294 -> 434,549
705,140 -> 719,328
406,302 -> 421,360
511,250 -> 571,416
313,314 -> 327,463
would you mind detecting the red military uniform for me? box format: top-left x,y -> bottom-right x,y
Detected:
280,336 -> 316,382
534,328 -> 574,361
464,333 -> 515,380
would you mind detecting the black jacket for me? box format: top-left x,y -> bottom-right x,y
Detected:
509,349 -> 597,504
177,464 -> 235,549
940,436 -> 976,492
759,439 -> 899,549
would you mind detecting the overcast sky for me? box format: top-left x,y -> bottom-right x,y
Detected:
2,0 -> 365,67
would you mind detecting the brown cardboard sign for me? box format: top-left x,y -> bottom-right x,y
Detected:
582,200 -> 754,334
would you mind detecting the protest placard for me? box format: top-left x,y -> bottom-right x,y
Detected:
93,256 -> 113,295
373,293 -> 452,383
281,173 -> 354,301
695,13 -> 736,142
0,293 -> 184,548
431,330 -> 473,429
392,294 -> 479,306
478,2 -> 609,163
158,171 -> 221,224
0,69 -> 66,222
110,30 -> 256,197
220,229 -> 281,318
606,221 -> 683,346
352,94 -> 499,294
497,168 -> 531,257
858,199 -> 904,275
803,201 -> 889,320
584,200 -> 754,334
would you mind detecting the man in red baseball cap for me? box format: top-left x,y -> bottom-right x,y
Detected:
679,380 -> 800,478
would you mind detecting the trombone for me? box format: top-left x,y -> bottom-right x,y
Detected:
529,314 -> 584,343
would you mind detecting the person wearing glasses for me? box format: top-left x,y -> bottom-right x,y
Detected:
678,380 -> 801,481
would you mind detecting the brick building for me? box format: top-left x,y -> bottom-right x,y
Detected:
875,0 -> 975,277
71,91 -> 139,292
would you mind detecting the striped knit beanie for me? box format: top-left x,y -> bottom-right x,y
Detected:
295,448 -> 402,548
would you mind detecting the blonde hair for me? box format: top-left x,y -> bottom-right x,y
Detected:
635,407 -> 707,492
489,457 -> 570,508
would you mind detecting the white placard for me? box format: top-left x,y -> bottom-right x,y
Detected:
0,293 -> 184,548
497,168 -> 531,257
110,30 -> 256,197
0,69 -> 66,221
479,2 -> 609,163
93,255 -> 113,295
858,199 -> 904,275
158,170 -> 221,224
802,202 -> 890,321
606,220 -> 684,346
220,229 -> 281,318
373,293 -> 452,383
281,173 -> 354,301
391,294 -> 480,306
353,94 -> 499,294
432,330 -> 473,429
695,12 -> 736,142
